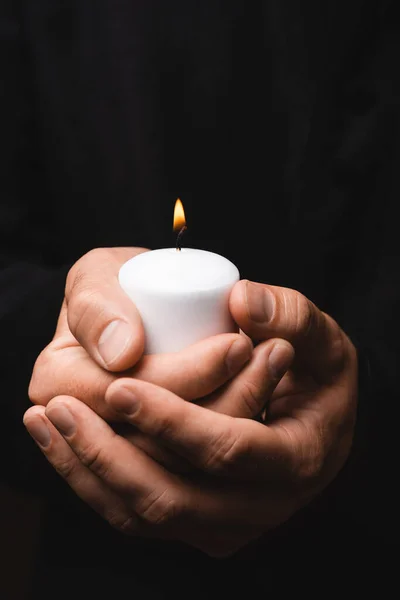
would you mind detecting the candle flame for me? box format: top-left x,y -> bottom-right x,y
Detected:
173,198 -> 186,232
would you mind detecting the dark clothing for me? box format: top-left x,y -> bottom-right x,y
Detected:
1,1 -> 399,597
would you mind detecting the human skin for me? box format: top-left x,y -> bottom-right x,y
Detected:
24,248 -> 358,556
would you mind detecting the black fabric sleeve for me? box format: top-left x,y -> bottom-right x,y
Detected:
314,259 -> 399,543
310,3 -> 400,541
0,2 -> 70,492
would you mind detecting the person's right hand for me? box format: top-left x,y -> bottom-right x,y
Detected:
28,248 -> 292,472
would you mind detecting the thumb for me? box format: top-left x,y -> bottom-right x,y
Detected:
65,247 -> 148,371
230,280 -> 348,377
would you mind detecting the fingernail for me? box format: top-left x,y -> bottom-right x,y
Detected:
110,388 -> 140,416
98,320 -> 132,367
225,339 -> 252,376
269,343 -> 294,379
25,418 -> 51,448
245,281 -> 275,323
46,405 -> 76,436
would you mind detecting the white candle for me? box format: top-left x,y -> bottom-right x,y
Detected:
119,247 -> 240,354
119,199 -> 239,354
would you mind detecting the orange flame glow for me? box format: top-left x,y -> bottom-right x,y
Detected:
173,198 -> 186,232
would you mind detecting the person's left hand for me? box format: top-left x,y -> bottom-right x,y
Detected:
23,281 -> 358,557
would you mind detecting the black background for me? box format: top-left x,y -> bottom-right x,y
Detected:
1,1 -> 399,597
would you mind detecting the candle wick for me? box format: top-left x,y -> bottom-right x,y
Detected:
176,226 -> 187,252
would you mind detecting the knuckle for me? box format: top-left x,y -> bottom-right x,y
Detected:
69,286 -> 96,315
28,378 -> 41,406
203,429 -> 243,473
67,288 -> 100,338
152,416 -> 176,440
107,512 -> 137,535
54,456 -> 77,480
66,249 -> 99,284
329,331 -> 346,371
294,293 -> 315,339
324,314 -> 347,370
190,361 -> 208,397
136,488 -> 182,526
240,379 -> 264,416
28,348 -> 53,405
79,443 -> 112,480
80,247 -> 105,262
278,289 -> 321,343
285,422 -> 324,485
65,265 -> 77,299
66,248 -> 112,299
297,446 -> 324,485
65,263 -> 87,301
305,424 -> 325,480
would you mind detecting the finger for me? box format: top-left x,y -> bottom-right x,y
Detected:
105,378 -> 298,479
125,337 -> 288,474
130,333 -> 252,400
230,280 -> 347,376
44,396 -> 190,527
29,333 -> 252,420
65,247 -> 148,371
155,477 -> 291,555
118,427 -> 191,474
200,339 -> 294,418
23,406 -> 139,535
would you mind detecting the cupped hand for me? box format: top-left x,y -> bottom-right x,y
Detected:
24,281 -> 357,557
29,248 -> 261,420
28,249 -> 292,471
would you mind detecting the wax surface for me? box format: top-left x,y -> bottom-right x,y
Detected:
119,248 -> 240,354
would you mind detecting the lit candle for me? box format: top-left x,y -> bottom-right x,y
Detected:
118,199 -> 240,354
